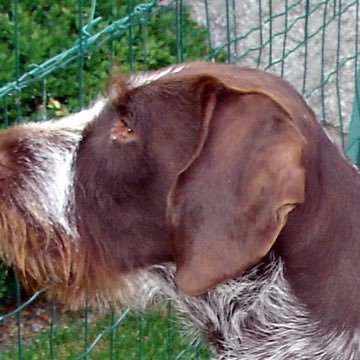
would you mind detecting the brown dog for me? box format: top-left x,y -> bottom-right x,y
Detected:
0,63 -> 359,358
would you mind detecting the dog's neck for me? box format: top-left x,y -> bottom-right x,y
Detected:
277,125 -> 360,333
155,257 -> 360,359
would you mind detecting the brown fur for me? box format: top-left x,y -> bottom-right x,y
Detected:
0,63 -> 359,337
0,124 -> 135,308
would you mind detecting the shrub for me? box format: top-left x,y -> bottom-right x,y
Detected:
0,261 -> 12,301
0,0 -> 213,124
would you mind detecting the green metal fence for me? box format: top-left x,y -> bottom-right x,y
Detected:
0,0 -> 359,359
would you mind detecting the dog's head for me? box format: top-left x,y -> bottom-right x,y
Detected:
0,62 -> 311,305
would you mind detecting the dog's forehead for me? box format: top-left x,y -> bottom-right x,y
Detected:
105,64 -> 189,107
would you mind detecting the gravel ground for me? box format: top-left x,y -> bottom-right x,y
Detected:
183,0 -> 358,140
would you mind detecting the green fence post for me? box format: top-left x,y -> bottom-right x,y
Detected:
346,71 -> 360,164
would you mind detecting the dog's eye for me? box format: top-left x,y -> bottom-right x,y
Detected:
110,118 -> 137,144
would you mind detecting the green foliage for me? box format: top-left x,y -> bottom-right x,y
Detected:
0,307 -> 211,359
0,261 -> 13,301
0,0 -> 212,123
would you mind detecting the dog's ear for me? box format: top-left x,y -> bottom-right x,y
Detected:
167,79 -> 307,295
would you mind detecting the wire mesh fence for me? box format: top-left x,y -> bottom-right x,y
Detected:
0,0 -> 359,359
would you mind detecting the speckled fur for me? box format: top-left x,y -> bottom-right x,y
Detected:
150,257 -> 360,359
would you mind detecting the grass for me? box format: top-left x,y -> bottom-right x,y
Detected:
0,303 -> 211,360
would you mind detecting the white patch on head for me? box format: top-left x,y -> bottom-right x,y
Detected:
19,98 -> 106,235
149,258 -> 360,359
30,97 -> 107,131
128,64 -> 188,89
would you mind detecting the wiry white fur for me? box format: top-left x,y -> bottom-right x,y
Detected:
150,257 -> 360,359
18,98 -> 106,235
30,98 -> 107,131
128,64 -> 187,89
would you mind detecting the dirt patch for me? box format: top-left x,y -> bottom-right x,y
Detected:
0,297 -> 63,348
